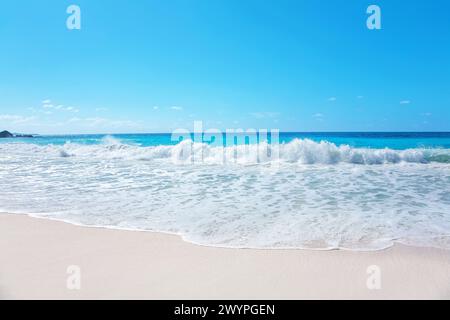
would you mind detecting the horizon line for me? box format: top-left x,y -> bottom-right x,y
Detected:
10,131 -> 450,136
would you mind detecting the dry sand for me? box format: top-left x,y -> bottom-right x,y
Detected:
1,213 -> 449,300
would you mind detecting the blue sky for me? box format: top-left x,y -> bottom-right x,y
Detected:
1,0 -> 449,134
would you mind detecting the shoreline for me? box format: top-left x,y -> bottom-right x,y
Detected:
5,212 -> 398,252
5,211 -> 449,252
1,213 -> 450,299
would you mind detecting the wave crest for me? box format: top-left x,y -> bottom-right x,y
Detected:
1,138 -> 449,165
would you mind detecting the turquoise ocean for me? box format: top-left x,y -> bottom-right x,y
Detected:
1,132 -> 449,250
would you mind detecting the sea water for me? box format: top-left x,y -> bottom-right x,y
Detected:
1,132 -> 449,250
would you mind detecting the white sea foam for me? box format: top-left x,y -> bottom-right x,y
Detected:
1,139 -> 449,250
3,138 -> 447,164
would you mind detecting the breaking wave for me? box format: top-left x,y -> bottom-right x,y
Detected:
2,137 -> 449,165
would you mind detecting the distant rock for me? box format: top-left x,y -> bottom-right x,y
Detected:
0,130 -> 14,138
15,134 -> 34,138
0,130 -> 34,138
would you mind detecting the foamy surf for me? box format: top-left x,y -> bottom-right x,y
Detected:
2,137 -> 449,164
1,137 -> 449,251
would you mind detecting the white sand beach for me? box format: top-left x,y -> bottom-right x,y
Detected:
0,213 -> 449,300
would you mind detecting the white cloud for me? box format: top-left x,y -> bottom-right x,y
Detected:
65,106 -> 79,112
400,100 -> 411,105
313,113 -> 324,121
0,114 -> 36,124
0,114 -> 22,121
153,106 -> 159,110
170,106 -> 183,111
2,101 -> 143,133
249,112 -> 280,119
68,117 -> 141,129
40,99 -> 79,113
